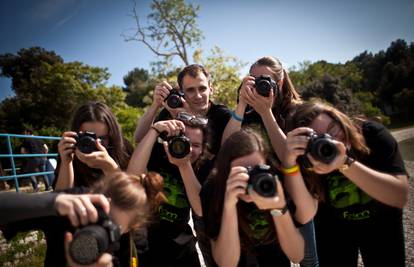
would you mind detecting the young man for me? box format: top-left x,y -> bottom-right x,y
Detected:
134,64 -> 231,157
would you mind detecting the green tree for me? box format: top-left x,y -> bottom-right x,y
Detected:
194,47 -> 245,108
0,47 -> 125,133
123,68 -> 156,108
124,0 -> 203,65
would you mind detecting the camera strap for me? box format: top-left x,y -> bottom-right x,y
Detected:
129,233 -> 139,267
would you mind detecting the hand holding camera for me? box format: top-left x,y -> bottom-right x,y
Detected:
58,131 -> 78,163
153,81 -> 173,108
65,205 -> 120,266
74,132 -> 118,175
153,120 -> 191,159
240,75 -> 275,116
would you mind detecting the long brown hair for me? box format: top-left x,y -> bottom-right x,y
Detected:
204,129 -> 275,248
64,102 -> 133,187
93,171 -> 166,231
250,56 -> 302,120
288,100 -> 370,199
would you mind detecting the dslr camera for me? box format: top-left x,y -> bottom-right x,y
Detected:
306,133 -> 338,164
159,132 -> 191,159
69,206 -> 121,265
255,75 -> 277,97
75,131 -> 99,154
165,88 -> 185,109
247,165 -> 278,198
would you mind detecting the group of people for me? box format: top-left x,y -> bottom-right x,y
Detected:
0,56 -> 409,267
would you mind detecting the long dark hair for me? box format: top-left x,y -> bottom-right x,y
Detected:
288,100 -> 370,199
57,102 -> 133,188
204,129 -> 275,248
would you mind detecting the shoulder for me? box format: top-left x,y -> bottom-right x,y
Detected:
208,103 -> 231,116
155,108 -> 173,122
362,121 -> 397,148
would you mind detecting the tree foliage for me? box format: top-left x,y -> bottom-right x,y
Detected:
124,0 -> 203,65
0,47 -> 125,133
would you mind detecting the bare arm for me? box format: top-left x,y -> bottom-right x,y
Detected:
211,204 -> 241,267
310,141 -> 409,208
340,162 -> 408,208
272,211 -> 305,263
128,128 -> 158,175
134,103 -> 161,143
221,101 -> 246,145
55,132 -> 77,190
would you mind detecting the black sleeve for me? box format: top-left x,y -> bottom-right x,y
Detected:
362,121 -> 407,175
207,104 -> 231,155
154,108 -> 173,122
0,192 -> 59,224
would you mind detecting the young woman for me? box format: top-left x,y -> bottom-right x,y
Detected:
222,56 -> 318,267
288,100 -> 409,267
54,102 -> 133,190
1,171 -> 165,267
128,114 -> 209,267
202,130 -> 305,267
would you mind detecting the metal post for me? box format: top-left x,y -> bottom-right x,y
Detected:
6,135 -> 19,192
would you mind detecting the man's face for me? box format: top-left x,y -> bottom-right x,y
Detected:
181,72 -> 212,115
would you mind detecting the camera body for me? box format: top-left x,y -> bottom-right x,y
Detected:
69,206 -> 121,265
75,131 -> 99,154
306,133 -> 338,164
247,165 -> 278,198
255,75 -> 277,97
159,131 -> 191,159
168,134 -> 191,159
165,88 -> 185,109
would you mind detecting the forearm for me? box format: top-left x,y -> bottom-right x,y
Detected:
283,172 -> 318,224
127,129 -> 158,175
340,161 -> 408,208
178,162 -> 202,216
212,205 -> 241,267
0,192 -> 58,224
221,103 -> 246,144
55,162 -> 74,190
260,110 -> 287,158
134,103 -> 160,143
273,211 -> 305,263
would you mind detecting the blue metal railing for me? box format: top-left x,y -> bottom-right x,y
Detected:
0,133 -> 61,192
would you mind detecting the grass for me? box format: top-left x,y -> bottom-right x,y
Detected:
0,231 -> 46,267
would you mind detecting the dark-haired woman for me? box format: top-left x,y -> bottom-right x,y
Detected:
288,100 -> 408,267
54,101 -> 133,190
202,130 -> 306,267
222,56 -> 318,266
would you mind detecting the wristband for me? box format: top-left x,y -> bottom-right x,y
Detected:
151,126 -> 161,135
231,110 -> 243,122
281,165 -> 300,174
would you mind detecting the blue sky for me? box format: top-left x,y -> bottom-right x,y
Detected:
1,0 -> 414,101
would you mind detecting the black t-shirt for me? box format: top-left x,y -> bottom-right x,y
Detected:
147,140 -> 204,239
156,102 -> 231,155
319,120 -> 407,221
200,173 -> 294,267
21,138 -> 45,154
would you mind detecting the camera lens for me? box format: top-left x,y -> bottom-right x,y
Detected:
247,165 -> 278,198
168,136 -> 191,158
308,134 -> 338,164
167,95 -> 183,109
69,225 -> 109,265
76,135 -> 97,154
